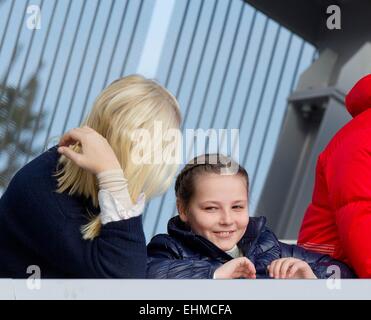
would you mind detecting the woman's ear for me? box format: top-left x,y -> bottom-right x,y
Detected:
176,199 -> 188,223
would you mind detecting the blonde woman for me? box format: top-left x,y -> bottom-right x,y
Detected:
0,75 -> 181,278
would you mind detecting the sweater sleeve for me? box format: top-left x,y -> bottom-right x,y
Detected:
146,235 -> 220,279
5,168 -> 147,278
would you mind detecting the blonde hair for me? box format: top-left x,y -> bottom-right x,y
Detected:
55,75 -> 182,239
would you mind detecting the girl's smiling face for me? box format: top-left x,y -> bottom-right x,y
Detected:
178,173 -> 249,251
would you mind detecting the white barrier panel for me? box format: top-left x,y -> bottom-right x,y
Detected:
0,279 -> 370,300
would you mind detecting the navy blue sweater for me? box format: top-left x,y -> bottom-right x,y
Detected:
0,147 -> 147,278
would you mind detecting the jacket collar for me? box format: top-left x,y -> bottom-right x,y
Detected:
167,215 -> 267,261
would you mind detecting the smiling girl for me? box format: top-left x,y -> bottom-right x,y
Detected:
147,154 -> 355,279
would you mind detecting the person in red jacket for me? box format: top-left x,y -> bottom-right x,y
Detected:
298,74 -> 371,278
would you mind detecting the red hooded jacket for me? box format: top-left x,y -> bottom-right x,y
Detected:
298,74 -> 371,278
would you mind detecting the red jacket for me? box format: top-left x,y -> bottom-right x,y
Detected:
298,74 -> 371,278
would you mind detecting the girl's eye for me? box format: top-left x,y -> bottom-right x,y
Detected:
232,205 -> 244,209
205,207 -> 217,211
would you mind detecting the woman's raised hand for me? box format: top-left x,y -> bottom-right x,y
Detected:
58,126 -> 122,175
214,257 -> 256,279
267,258 -> 317,279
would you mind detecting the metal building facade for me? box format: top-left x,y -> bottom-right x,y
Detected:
0,0 -> 316,239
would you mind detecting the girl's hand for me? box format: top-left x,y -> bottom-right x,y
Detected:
214,257 -> 256,279
58,126 -> 122,175
267,258 -> 317,279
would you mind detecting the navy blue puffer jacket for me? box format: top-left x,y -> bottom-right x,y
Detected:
147,216 -> 356,279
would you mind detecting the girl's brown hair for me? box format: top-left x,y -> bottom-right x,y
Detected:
175,154 -> 249,211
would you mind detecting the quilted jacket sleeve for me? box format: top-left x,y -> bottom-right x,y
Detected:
146,234 -> 221,279
248,227 -> 281,276
280,242 -> 356,278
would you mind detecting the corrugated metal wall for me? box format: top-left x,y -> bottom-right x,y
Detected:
0,0 -> 316,240
0,0 -> 154,188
